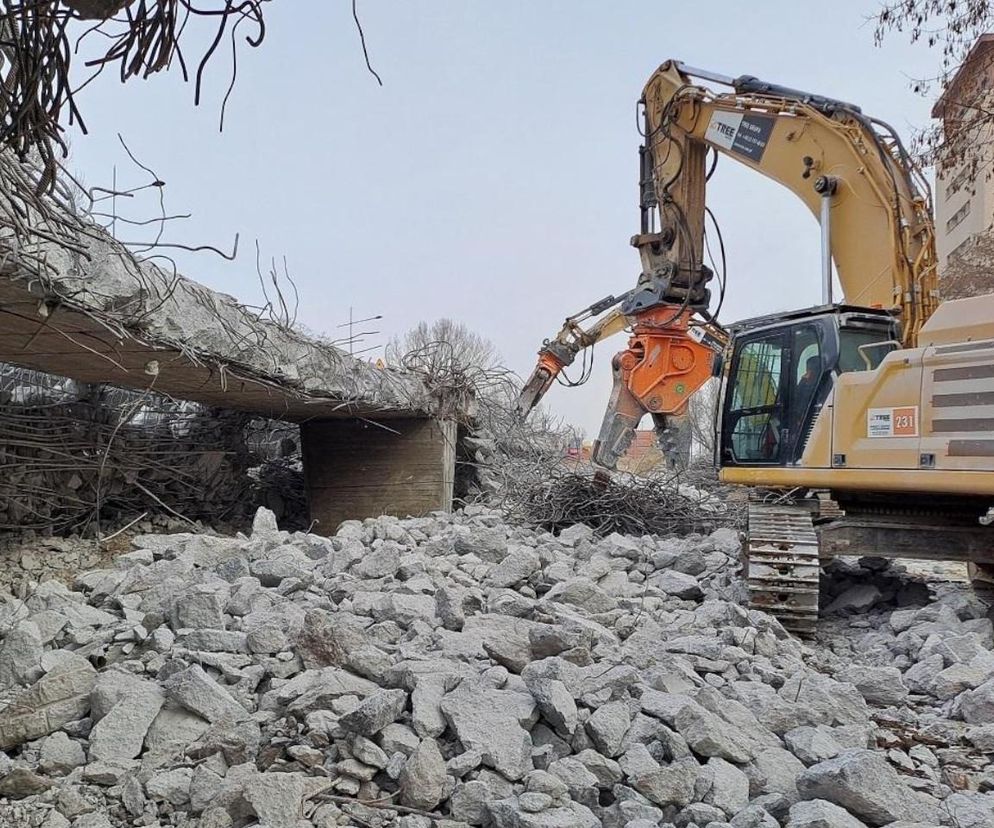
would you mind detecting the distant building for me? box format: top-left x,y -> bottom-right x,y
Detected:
572,430 -> 665,474
566,435 -> 583,458
932,34 -> 994,275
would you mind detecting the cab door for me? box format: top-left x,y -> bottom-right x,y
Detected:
784,323 -> 832,463
721,331 -> 789,465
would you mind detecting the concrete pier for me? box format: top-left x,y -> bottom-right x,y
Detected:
302,418 -> 457,532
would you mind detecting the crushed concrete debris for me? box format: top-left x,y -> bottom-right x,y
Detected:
0,506 -> 993,827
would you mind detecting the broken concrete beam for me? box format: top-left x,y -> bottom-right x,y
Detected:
0,225 -> 466,421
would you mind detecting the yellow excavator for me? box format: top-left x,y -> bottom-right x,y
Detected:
518,60 -> 994,633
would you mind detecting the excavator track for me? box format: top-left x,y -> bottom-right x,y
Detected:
745,501 -> 821,635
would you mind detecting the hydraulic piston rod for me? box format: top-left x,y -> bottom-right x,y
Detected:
815,175 -> 838,305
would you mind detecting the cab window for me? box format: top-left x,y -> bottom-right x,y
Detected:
838,329 -> 895,372
724,334 -> 786,463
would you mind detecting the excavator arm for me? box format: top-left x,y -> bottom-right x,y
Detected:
516,286 -> 726,468
640,61 -> 938,339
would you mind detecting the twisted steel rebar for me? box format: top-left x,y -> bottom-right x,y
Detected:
0,2 -> 268,192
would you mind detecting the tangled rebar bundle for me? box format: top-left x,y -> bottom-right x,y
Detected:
504,466 -> 742,538
0,362 -> 255,535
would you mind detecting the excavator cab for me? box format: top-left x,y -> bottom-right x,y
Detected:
718,307 -> 899,468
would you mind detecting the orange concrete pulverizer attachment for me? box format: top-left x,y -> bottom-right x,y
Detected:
591,304 -> 713,468
515,351 -> 568,417
618,306 -> 713,414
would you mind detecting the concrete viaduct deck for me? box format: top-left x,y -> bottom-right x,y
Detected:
0,231 -> 459,533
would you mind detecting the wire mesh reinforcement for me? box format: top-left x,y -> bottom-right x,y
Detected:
0,362 -> 303,536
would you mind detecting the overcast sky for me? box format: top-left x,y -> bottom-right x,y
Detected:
67,1 -> 941,436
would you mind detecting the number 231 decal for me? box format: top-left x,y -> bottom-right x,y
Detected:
867,406 -> 919,438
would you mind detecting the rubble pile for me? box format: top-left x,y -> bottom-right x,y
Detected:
0,506 -> 992,827
0,516 -> 202,599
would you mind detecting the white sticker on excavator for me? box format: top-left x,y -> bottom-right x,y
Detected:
706,111 -> 775,161
867,406 -> 919,438
706,111 -> 742,151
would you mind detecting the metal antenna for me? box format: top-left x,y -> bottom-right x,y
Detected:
336,309 -> 383,357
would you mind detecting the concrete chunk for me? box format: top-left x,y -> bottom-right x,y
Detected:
675,702 -> 753,763
162,665 -> 247,723
787,799 -> 869,827
0,654 -> 96,749
584,699 -> 630,757
399,738 -> 447,810
0,621 -> 43,687
632,757 -> 700,807
441,683 -> 534,781
88,681 -> 164,762
797,750 -> 941,826
701,756 -> 750,817
338,688 -> 407,736
38,732 -> 86,775
242,772 -> 328,828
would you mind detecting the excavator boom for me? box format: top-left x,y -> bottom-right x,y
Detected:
640,60 -> 938,342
